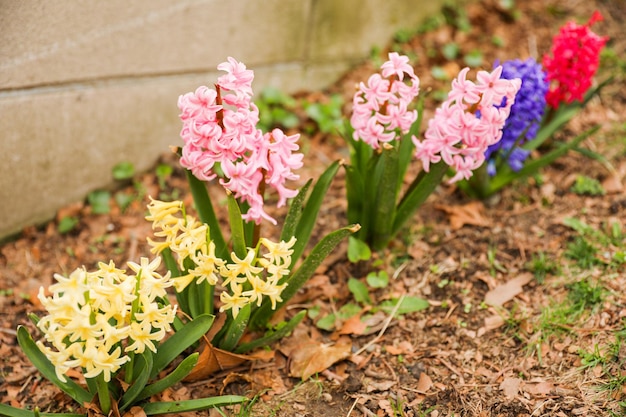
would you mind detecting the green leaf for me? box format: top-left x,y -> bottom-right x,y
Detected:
366,271 -> 389,288
315,313 -> 337,331
16,326 -> 92,405
226,192 -> 247,259
151,314 -> 214,378
393,161 -> 448,236
372,145 -> 400,250
185,170 -> 228,259
489,126 -> 600,192
112,161 -> 135,180
280,180 -> 312,242
337,303 -> 362,319
291,160 -> 342,263
218,304 -> 250,352
119,352 -> 153,411
87,190 -> 111,214
142,395 -> 248,415
0,403 -> 84,417
235,310 -> 306,353
136,353 -> 199,402
463,50 -> 483,67
347,236 -> 371,263
348,278 -> 371,305
380,296 -> 429,316
57,216 -> 79,234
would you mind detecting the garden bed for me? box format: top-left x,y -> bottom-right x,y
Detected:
1,0 -> 625,416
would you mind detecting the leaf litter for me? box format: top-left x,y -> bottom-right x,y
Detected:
1,0 -> 626,416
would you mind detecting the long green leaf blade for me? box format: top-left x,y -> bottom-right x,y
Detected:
218,304 -> 251,351
151,314 -> 214,378
226,192 -> 247,259
280,180 -> 312,242
291,160 -> 341,262
185,170 -> 228,259
393,161 -> 448,236
136,353 -> 199,402
235,310 -> 306,353
372,145 -> 400,251
0,404 -> 84,417
16,326 -> 92,405
142,395 -> 247,415
119,352 -> 153,411
490,126 -> 600,191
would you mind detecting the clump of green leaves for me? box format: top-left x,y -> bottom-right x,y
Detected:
570,175 -> 605,196
312,272 -> 428,332
526,251 -> 560,283
255,87 -> 300,132
302,94 -> 344,135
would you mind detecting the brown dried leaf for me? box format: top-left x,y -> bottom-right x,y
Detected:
500,377 -> 521,400
289,337 -> 352,380
484,273 -> 533,306
524,380 -> 555,396
384,341 -> 414,355
122,406 -> 147,417
416,372 -> 433,393
435,202 -> 490,230
184,342 -> 254,382
338,314 -> 367,335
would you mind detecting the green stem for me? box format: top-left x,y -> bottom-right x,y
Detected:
95,374 -> 111,415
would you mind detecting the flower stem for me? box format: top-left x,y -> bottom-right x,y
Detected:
95,374 -> 111,415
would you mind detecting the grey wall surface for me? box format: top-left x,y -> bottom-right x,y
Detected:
0,0 -> 445,239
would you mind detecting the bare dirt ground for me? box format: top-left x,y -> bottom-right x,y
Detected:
1,0 -> 625,416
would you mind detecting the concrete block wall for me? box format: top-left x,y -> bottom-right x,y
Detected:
0,0 -> 445,239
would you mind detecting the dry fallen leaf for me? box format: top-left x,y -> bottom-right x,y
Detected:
500,377 -> 521,400
338,314 -> 368,335
416,372 -> 433,393
484,273 -> 533,306
435,201 -> 490,230
184,342 -> 256,382
524,380 -> 555,396
289,337 -> 352,380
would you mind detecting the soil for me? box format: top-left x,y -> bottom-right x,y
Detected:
1,0 -> 625,416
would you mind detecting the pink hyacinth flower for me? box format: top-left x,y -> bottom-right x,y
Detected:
350,52 -> 420,149
177,57 -> 303,224
412,66 -> 521,183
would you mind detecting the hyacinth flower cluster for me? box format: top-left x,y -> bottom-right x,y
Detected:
36,259 -> 175,383
414,66 -> 521,183
13,258 -> 245,416
459,12 -> 607,199
483,58 -> 548,176
344,52 -> 521,251
178,57 -> 303,225
350,52 -> 420,149
146,197 -> 291,320
543,11 -> 608,109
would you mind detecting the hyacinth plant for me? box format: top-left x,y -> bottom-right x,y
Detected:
460,11 -> 608,199
344,52 -> 521,251
165,57 -> 357,353
2,260 -> 245,417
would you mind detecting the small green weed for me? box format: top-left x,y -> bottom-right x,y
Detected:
570,175 -> 605,196
302,94 -> 344,134
526,251 -> 560,283
255,87 -> 300,132
565,236 -> 599,269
